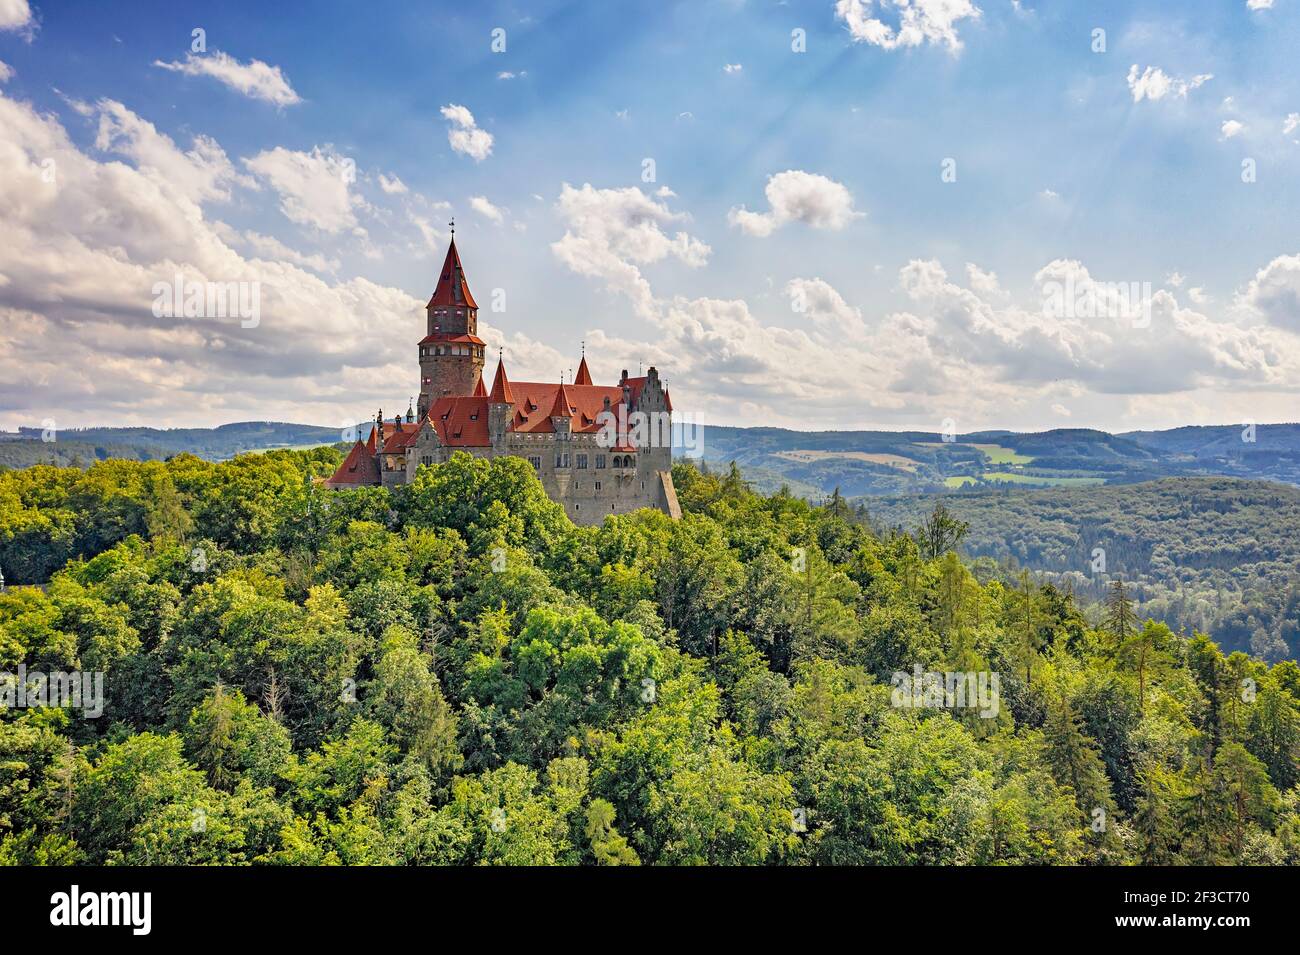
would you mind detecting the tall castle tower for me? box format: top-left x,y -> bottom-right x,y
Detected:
417,232 -> 486,418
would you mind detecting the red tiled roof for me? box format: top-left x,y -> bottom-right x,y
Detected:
380,420 -> 421,453
425,239 -> 478,309
489,358 -> 515,404
428,396 -> 491,446
418,333 -> 486,346
574,356 -> 593,386
509,382 -> 622,434
326,440 -> 380,487
548,383 -> 574,418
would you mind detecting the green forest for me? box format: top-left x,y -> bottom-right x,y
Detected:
867,478 -> 1300,663
1,450 -> 1298,865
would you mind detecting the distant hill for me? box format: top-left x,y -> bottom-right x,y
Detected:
0,421 -> 346,466
866,476 -> 1300,662
681,422 -> 1300,497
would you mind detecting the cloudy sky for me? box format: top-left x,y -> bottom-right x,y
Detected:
2,0 -> 1300,434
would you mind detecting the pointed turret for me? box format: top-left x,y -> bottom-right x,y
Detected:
549,383 -> 574,418
425,238 -> 478,309
574,355 -> 593,386
472,373 -> 487,397
489,357 -> 515,404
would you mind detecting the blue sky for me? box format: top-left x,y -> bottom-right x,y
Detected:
2,0 -> 1300,434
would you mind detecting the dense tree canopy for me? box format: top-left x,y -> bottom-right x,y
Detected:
0,449 -> 1297,865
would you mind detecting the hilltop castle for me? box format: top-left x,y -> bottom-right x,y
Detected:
326,237 -> 681,525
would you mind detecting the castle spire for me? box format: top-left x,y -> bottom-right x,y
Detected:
549,382 -> 574,418
489,355 -> 514,403
472,372 -> 487,397
574,349 -> 593,386
426,236 -> 477,309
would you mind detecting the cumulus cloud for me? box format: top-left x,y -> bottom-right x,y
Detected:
1221,119 -> 1245,139
0,60 -> 12,83
835,0 -> 981,53
0,88 -> 467,428
1240,254 -> 1300,331
377,173 -> 407,195
0,0 -> 32,32
723,63 -> 743,73
728,170 -> 862,237
153,51 -> 301,107
550,183 -> 710,317
470,195 -> 504,223
243,146 -> 359,234
441,104 -> 493,161
1247,0 -> 1274,9
1127,64 -> 1213,103
1284,113 -> 1299,136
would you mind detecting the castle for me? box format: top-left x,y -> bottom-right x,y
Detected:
326,237 -> 681,525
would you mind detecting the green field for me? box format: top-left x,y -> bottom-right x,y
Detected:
946,472 -> 1105,488
970,443 -> 1035,465
983,471 -> 1105,486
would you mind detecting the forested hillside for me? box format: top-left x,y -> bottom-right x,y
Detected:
0,422 -> 345,467
0,452 -> 1297,865
866,478 -> 1300,662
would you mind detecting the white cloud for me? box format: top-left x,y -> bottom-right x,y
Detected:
786,277 -> 868,338
835,0 -> 981,53
1284,112 -> 1300,135
243,146 -> 359,233
1127,64 -> 1213,103
153,51 -> 301,107
551,183 -> 710,317
1038,188 -> 1060,201
723,63 -> 743,73
0,60 -> 12,83
1247,0 -> 1274,10
92,99 -> 252,210
377,173 -> 408,195
220,225 -> 339,275
441,104 -> 493,162
728,170 -> 862,237
0,87 -> 455,428
1240,253 -> 1300,331
1221,119 -> 1245,139
0,0 -> 32,32
470,194 -> 504,223
1166,271 -> 1185,287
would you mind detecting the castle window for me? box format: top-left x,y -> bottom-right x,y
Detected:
421,456 -> 433,467
576,453 -> 588,469
528,455 -> 541,470
596,454 -> 606,469
595,481 -> 601,491
556,453 -> 570,468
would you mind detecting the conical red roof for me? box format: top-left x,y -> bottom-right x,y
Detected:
425,238 -> 477,309
548,383 -> 574,417
489,357 -> 514,403
574,356 -> 593,386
